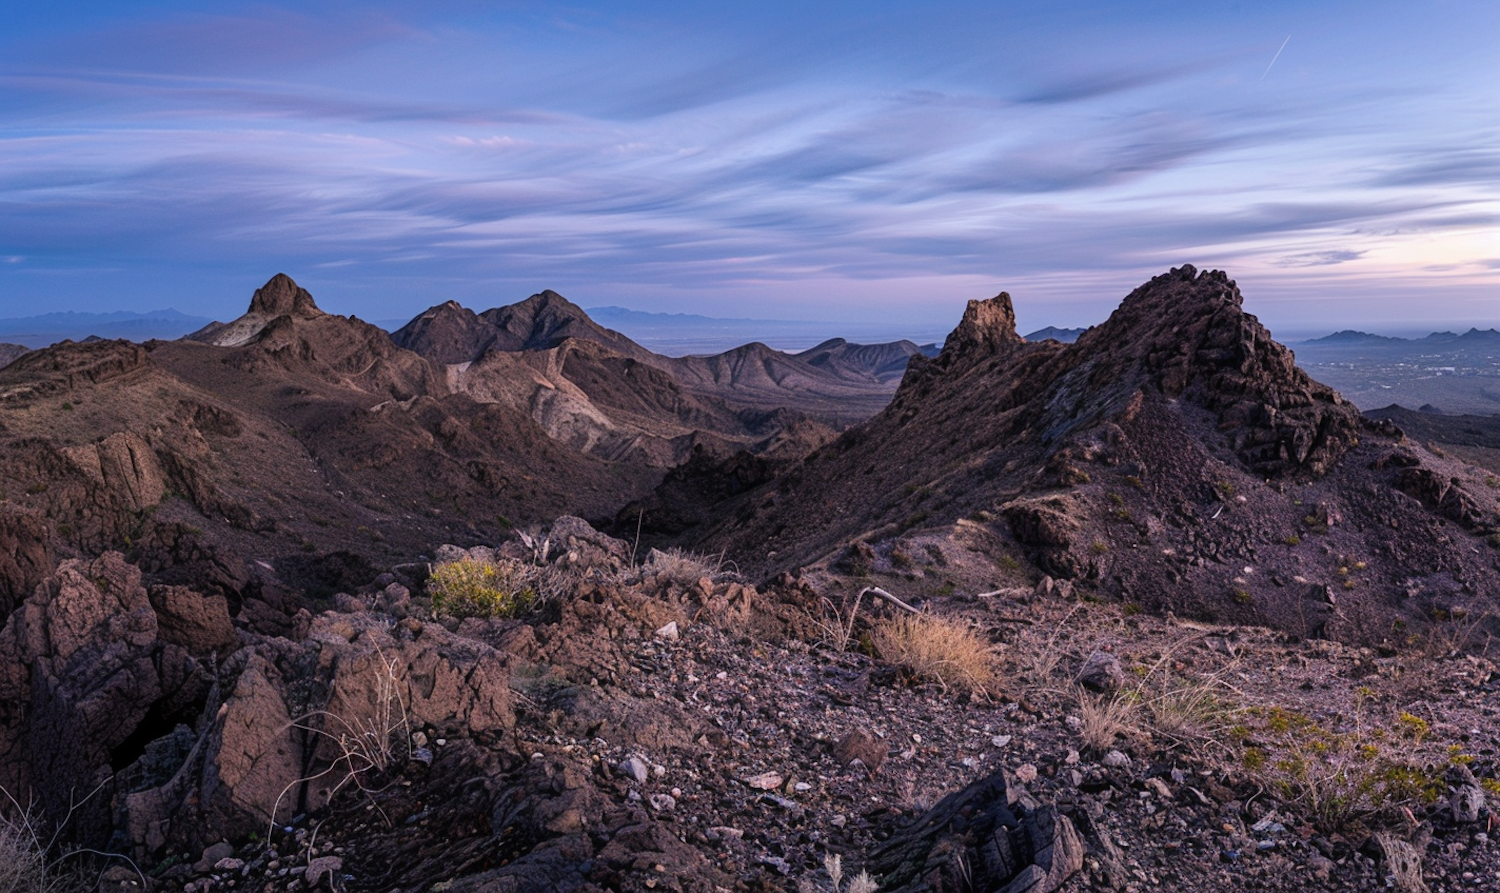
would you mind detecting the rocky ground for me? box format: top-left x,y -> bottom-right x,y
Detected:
28,517 -> 1494,893
6,267 -> 1500,893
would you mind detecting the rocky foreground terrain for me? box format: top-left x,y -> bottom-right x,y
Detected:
1,266 -> 1498,892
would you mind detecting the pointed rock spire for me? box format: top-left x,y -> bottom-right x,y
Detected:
247,274 -> 321,319
941,292 -> 1023,357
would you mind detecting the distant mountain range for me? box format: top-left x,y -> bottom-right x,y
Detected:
1292,327 -> 1500,416
1022,325 -> 1087,343
0,307 -> 214,348
1299,328 -> 1500,347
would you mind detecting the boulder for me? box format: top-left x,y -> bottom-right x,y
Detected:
150,585 -> 238,657
0,552 -> 208,843
126,610 -> 515,852
1075,651 -> 1125,694
871,769 -> 1083,893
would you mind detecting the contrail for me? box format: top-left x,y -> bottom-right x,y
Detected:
1261,34 -> 1291,80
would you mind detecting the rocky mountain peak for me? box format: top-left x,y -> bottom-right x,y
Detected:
389,300 -> 496,365
941,292 -> 1022,357
246,273 -> 321,319
477,290 -> 655,360
1053,265 -> 1362,476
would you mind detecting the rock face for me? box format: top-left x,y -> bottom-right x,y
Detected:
247,273 -> 322,319
0,510 -> 52,618
150,611 -> 514,850
870,769 -> 1083,893
0,549 -> 515,857
0,553 -> 209,844
942,292 -> 1024,358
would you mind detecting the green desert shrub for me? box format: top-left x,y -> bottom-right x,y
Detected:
426,557 -> 538,618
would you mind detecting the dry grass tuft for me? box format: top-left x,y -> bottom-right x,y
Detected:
0,792 -> 101,893
1141,672 -> 1240,753
0,814 -> 57,893
1075,688 -> 1142,752
1010,604 -> 1081,686
640,547 -> 735,587
873,613 -> 998,696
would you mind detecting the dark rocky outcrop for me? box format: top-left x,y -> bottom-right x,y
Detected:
871,769 -> 1083,893
390,300 -> 501,365
0,553 -> 210,845
247,273 -> 322,319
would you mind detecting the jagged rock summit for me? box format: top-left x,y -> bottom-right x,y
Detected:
187,272 -> 326,347
393,289 -> 654,364
1056,264 -> 1361,476
941,290 -> 1024,356
389,300 -> 499,365
246,272 -> 322,318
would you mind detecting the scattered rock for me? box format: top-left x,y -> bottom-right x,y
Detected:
618,755 -> 651,784
833,729 -> 888,773
743,772 -> 784,791
305,855 -> 343,887
195,842 -> 234,873
1101,750 -> 1131,769
1076,651 -> 1125,694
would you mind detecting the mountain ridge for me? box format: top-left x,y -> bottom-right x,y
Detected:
694,265 -> 1497,645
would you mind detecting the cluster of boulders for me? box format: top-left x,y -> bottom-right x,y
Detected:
0,549 -> 513,860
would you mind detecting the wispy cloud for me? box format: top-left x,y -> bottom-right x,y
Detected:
1273,249 -> 1365,267
1,1 -> 1498,330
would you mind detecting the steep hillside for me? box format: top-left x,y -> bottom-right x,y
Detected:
481,289 -> 659,360
388,300 -> 504,365
699,266 -> 1500,647
665,341 -> 897,425
447,336 -> 833,466
0,276 -> 656,611
0,343 -> 27,368
794,337 -> 933,384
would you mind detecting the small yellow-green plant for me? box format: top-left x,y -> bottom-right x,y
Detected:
426,557 -> 537,618
1237,704 -> 1461,832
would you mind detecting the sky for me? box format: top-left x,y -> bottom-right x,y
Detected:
1,0 -> 1498,338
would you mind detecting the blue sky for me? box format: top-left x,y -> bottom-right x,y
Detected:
2,1 -> 1497,336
